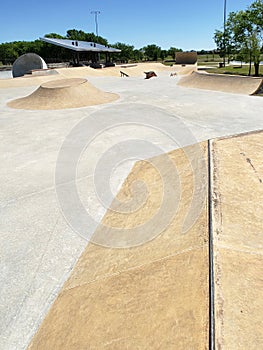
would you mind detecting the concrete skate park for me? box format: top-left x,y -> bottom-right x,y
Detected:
0,62 -> 263,349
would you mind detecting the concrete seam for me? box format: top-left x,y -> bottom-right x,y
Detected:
208,138 -> 215,350
62,245 -> 206,294
216,244 -> 263,256
3,216 -> 61,349
1,173 -> 94,208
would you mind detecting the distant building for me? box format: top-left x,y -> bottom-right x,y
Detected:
40,37 -> 121,67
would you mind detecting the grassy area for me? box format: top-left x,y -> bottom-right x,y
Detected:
204,64 -> 263,77
197,53 -> 263,76
197,54 -> 222,63
135,54 -> 263,76
163,60 -> 176,66
164,53 -> 221,66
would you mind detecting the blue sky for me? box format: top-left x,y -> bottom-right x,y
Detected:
0,0 -> 254,50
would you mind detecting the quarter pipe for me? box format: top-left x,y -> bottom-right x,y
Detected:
178,71 -> 263,95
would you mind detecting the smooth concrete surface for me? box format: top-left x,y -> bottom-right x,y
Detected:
28,144 -> 209,350
211,131 -> 263,349
1,71 -> 263,350
0,71 -> 12,79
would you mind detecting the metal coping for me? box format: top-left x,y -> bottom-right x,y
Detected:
208,139 -> 215,350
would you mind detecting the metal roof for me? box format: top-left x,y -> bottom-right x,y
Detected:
40,37 -> 121,53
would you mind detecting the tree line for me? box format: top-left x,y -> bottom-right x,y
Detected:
0,29 -> 184,65
214,0 -> 263,76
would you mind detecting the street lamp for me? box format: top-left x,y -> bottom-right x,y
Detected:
223,0 -> 227,67
91,10 -> 101,43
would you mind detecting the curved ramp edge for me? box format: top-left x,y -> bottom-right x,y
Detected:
178,71 -> 263,95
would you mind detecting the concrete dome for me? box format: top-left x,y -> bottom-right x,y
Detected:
12,53 -> 47,78
7,78 -> 119,109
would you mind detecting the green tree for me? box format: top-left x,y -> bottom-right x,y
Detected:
112,42 -> 134,63
214,28 -> 234,63
229,9 -> 262,76
66,29 -> 108,45
160,49 -> 167,61
132,49 -> 144,62
167,47 -> 182,60
0,43 -> 18,63
66,29 -> 86,40
143,44 -> 161,61
248,0 -> 263,75
44,33 -> 65,39
214,0 -> 263,76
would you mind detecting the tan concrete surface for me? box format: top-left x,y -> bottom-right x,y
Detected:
178,71 -> 263,95
211,131 -> 263,349
28,250 -> 208,350
214,250 -> 263,349
57,63 -> 196,78
7,78 -> 119,110
28,143 -> 209,349
63,143 -> 208,288
0,63 -> 196,88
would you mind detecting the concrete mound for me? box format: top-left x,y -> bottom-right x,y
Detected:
12,53 -> 47,78
7,78 -> 119,110
178,71 -> 263,95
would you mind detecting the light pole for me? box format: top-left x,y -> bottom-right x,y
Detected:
91,10 -> 101,65
91,10 -> 101,43
223,0 -> 227,67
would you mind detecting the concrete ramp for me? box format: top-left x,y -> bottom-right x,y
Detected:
28,142 -> 210,350
178,71 -> 263,95
27,130 -> 263,350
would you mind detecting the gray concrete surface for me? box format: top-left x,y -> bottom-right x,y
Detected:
1,74 -> 263,350
0,71 -> 12,79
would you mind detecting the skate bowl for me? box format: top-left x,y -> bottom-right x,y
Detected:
178,71 -> 263,95
12,53 -> 47,78
7,78 -> 119,110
